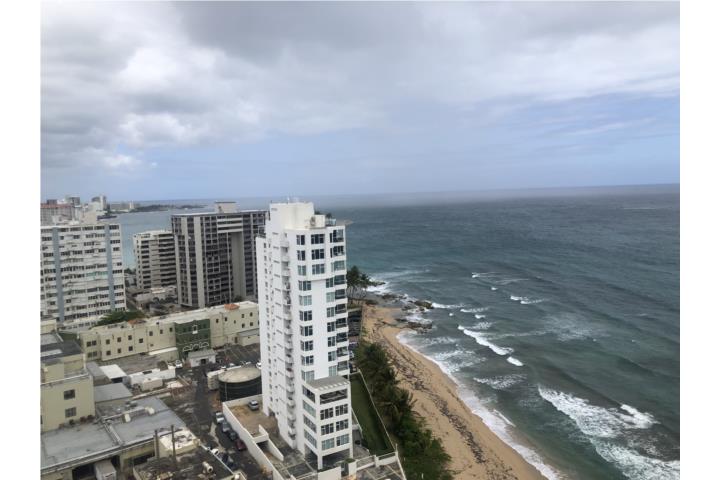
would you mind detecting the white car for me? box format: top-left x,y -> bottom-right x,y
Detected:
256,362 -> 261,369
174,359 -> 183,368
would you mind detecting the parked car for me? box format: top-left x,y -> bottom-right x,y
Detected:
228,431 -> 238,442
221,421 -> 231,434
210,447 -> 220,456
255,361 -> 262,369
227,362 -> 236,368
214,412 -> 225,424
174,359 -> 183,369
248,400 -> 260,411
235,438 -> 247,451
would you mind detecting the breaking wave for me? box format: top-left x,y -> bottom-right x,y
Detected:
458,325 -> 513,356
507,356 -> 524,367
538,387 -> 676,479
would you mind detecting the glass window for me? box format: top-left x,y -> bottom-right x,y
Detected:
296,235 -> 306,245
63,389 -> 75,400
65,407 -> 77,418
311,249 -> 325,260
312,264 -> 325,275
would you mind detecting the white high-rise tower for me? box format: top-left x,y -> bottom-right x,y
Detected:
256,201 -> 352,469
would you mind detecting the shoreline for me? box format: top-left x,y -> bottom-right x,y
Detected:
361,302 -> 547,480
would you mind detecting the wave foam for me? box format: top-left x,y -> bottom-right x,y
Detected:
507,356 -> 524,366
461,307 -> 489,314
538,387 -> 673,479
510,295 -> 545,305
474,314 -> 486,320
491,286 -> 498,291
432,302 -> 464,309
475,374 -> 526,390
458,325 -> 512,355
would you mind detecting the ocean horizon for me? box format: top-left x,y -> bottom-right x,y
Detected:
114,184 -> 679,479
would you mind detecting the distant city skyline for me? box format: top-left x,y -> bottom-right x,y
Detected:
41,1 -> 679,200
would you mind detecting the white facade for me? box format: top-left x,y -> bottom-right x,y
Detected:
256,202 -> 351,469
41,222 -> 126,323
133,230 -> 177,290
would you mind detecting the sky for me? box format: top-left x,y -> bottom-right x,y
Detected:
41,1 -> 679,202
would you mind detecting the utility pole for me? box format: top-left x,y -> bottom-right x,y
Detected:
171,424 -> 177,470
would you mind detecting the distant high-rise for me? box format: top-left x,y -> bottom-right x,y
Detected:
41,222 -> 126,323
171,202 -> 266,308
133,230 -> 176,291
256,201 -> 352,468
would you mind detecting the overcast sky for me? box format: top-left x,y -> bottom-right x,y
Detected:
41,1 -> 679,202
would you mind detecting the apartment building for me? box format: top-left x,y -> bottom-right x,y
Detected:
256,201 -> 351,469
41,332 -> 94,432
171,202 -> 266,308
41,222 -> 126,323
41,202 -> 75,225
78,302 -> 260,362
133,229 -> 177,290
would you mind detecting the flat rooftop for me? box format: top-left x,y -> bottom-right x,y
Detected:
41,397 -> 186,473
94,383 -> 132,403
133,449 -> 228,480
41,340 -> 82,362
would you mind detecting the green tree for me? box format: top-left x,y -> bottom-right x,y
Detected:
96,309 -> 145,326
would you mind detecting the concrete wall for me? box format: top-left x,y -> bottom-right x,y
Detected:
41,374 -> 94,432
222,401 -> 285,480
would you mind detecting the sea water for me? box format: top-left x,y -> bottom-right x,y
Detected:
115,185 -> 679,479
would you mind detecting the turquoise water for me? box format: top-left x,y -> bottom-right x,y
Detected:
116,186 -> 679,479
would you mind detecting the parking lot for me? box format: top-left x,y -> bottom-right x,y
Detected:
164,344 -> 267,479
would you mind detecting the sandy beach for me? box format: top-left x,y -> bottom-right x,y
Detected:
361,303 -> 545,480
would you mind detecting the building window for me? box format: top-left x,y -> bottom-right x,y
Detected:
336,433 -> 350,446
301,340 -> 314,352
296,235 -> 306,245
298,265 -> 307,276
105,339 -> 110,345
300,310 -> 313,321
117,337 -> 122,343
312,264 -> 325,275
320,408 -> 334,420
117,348 -> 122,354
302,355 -> 314,366
328,351 -> 337,361
299,295 -> 312,306
335,404 -> 349,416
149,331 -> 154,336
298,280 -> 312,291
327,322 -> 336,333
303,400 -> 316,417
311,234 -> 325,244
63,389 -> 75,400
297,251 -> 306,261
327,337 -> 336,347
335,419 -> 349,431
129,346 -> 133,352
311,249 -> 325,260
325,278 -> 334,288
128,335 -> 132,340
321,424 -> 335,435
300,325 -> 313,336
326,291 -> 335,302
65,407 -> 77,418
139,338 -> 144,343
302,370 -> 315,382
304,415 -> 316,430
106,350 -> 111,356
322,438 -> 335,450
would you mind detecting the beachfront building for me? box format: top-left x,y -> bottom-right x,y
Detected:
78,301 -> 260,362
41,222 -> 126,324
171,202 -> 266,308
256,201 -> 352,469
133,230 -> 177,291
41,202 -> 76,225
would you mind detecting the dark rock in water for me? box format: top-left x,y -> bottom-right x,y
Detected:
414,300 -> 434,309
402,305 -> 414,311
381,293 -> 398,300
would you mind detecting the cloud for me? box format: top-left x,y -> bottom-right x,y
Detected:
41,1 -> 679,181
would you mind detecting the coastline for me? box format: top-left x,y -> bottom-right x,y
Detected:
361,302 -> 546,480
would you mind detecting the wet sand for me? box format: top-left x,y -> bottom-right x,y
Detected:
361,303 -> 545,480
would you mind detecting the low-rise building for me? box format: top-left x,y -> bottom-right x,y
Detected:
78,302 -> 260,362
41,332 -> 95,432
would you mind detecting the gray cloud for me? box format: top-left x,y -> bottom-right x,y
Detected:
41,1 -> 679,176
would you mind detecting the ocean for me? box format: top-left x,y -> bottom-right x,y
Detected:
115,185 -> 679,479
